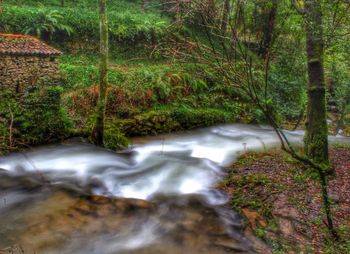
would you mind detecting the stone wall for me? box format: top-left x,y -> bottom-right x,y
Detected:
0,55 -> 61,93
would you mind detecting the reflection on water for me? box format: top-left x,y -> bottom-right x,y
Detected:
0,124 -> 348,253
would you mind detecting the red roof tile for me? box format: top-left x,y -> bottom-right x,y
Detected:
0,34 -> 61,56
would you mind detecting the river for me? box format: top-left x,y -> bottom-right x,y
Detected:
0,124 -> 348,254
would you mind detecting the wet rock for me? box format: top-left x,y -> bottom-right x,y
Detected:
244,227 -> 272,254
0,170 -> 43,190
213,238 -> 250,252
277,218 -> 294,237
242,208 -> 268,228
0,244 -> 24,254
0,188 -> 257,254
1,190 -> 156,253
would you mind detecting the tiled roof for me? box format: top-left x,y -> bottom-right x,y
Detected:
0,34 -> 61,56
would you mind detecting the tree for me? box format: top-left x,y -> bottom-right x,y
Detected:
173,0 -> 338,238
93,0 -> 109,146
258,0 -> 278,61
294,0 -> 341,236
142,0 -> 150,12
221,0 -> 231,33
303,0 -> 329,166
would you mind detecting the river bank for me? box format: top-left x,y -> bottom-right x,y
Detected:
219,145 -> 350,253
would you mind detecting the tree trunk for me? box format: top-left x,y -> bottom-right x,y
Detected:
259,0 -> 278,60
304,0 -> 329,166
142,0 -> 150,12
221,0 -> 230,33
61,0 -> 64,7
174,0 -> 181,22
94,0 -> 109,146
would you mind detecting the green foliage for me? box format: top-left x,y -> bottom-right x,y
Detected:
328,60 -> 350,113
0,85 -> 72,148
59,54 -> 264,131
268,39 -> 308,120
254,227 -> 266,239
249,108 -> 266,124
60,62 -> 100,89
0,1 -> 169,43
103,126 -> 129,151
61,59 -> 245,119
23,9 -> 73,39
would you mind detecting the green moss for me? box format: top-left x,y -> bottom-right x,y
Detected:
111,110 -> 180,136
106,107 -> 238,137
305,128 -> 329,165
0,84 -> 72,151
171,107 -> 237,129
103,127 -> 129,151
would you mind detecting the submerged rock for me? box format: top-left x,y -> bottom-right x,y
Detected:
0,188 -> 256,254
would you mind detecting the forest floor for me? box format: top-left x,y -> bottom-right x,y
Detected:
219,145 -> 350,254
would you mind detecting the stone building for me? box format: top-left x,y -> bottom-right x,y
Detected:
0,34 -> 62,93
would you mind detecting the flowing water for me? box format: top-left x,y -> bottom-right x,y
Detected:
0,124 -> 348,254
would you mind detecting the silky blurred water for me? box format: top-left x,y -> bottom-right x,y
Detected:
0,124 -> 348,253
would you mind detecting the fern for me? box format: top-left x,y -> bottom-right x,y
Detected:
23,9 -> 73,39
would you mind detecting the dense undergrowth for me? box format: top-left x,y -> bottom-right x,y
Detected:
0,0 -> 349,153
0,0 -> 169,44
61,56 -> 255,142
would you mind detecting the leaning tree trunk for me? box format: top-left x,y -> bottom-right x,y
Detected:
304,0 -> 329,166
94,0 -> 109,146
